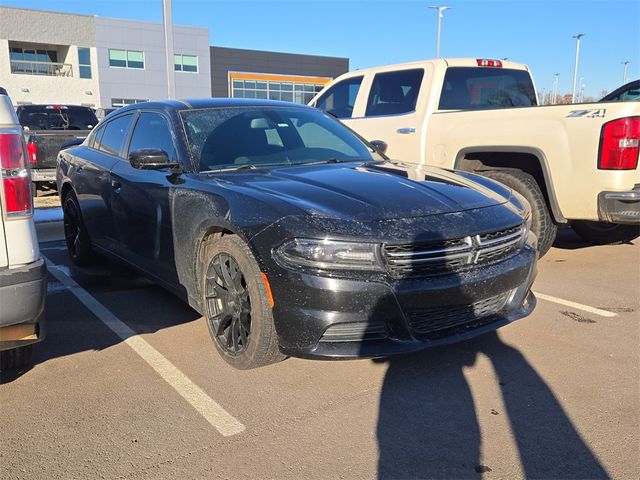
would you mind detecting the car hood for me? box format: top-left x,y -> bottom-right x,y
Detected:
208,161 -> 512,221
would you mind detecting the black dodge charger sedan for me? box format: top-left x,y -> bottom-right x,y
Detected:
57,99 -> 537,369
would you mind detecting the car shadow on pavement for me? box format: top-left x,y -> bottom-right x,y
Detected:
1,252 -> 202,384
376,332 -> 609,479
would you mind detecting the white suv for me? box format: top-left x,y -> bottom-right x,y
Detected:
0,86 -> 46,371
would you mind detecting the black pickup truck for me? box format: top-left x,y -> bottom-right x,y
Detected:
17,104 -> 98,188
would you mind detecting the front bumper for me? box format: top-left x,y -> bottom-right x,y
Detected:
0,258 -> 47,351
598,184 -> 640,224
267,245 -> 537,360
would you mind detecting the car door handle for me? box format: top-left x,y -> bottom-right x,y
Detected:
397,128 -> 416,134
111,179 -> 122,192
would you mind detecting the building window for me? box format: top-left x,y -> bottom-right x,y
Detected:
109,49 -> 144,69
111,98 -> 148,108
231,75 -> 328,104
10,47 -> 58,63
174,54 -> 198,73
78,47 -> 92,79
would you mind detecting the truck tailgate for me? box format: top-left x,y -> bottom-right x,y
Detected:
26,131 -> 90,170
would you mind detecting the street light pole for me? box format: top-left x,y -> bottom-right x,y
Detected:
622,61 -> 630,83
571,33 -> 585,103
578,76 -> 584,102
162,0 -> 175,100
552,73 -> 559,104
429,6 -> 451,58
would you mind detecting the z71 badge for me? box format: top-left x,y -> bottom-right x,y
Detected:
566,109 -> 606,118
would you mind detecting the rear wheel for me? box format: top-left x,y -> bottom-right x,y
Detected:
63,191 -> 97,266
571,221 -> 640,245
482,169 -> 558,257
200,235 -> 284,369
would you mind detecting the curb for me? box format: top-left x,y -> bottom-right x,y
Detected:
34,207 -> 64,243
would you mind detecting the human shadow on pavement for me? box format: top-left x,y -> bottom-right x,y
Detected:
376,331 -> 609,479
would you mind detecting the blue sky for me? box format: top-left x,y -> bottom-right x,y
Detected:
3,0 -> 638,98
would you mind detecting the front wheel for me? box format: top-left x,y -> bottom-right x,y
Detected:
200,235 -> 284,369
482,169 -> 558,257
571,221 -> 640,245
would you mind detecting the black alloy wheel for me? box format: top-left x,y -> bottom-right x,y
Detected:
204,253 -> 252,355
62,193 -> 96,266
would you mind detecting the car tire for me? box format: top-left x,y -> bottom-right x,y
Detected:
200,234 -> 284,369
0,345 -> 34,372
62,191 -> 97,266
482,169 -> 558,257
571,221 -> 640,245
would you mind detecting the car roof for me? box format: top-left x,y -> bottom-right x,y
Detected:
114,98 -> 315,114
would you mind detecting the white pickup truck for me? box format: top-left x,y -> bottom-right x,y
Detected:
310,58 -> 640,255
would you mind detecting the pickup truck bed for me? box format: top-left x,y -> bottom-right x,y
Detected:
17,104 -> 97,186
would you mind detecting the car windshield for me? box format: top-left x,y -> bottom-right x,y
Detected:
180,106 -> 382,172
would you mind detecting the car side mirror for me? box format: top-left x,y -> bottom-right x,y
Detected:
129,148 -> 179,170
370,140 -> 388,155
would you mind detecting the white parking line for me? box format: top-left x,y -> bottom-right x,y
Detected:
44,256 -> 246,437
533,291 -> 618,318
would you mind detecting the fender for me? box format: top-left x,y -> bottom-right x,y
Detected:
453,146 -> 567,223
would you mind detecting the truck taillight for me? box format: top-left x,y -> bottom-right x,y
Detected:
476,59 -> 503,67
598,117 -> 640,170
27,141 -> 38,164
0,133 -> 33,218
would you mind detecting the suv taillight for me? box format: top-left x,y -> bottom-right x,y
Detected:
0,133 -> 33,218
598,116 -> 640,170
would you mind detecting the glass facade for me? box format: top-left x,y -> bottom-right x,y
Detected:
109,49 -> 144,69
174,54 -> 198,72
78,47 -> 91,79
232,78 -> 325,104
111,98 -> 148,108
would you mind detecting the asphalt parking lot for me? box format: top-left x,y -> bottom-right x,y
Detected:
1,227 -> 638,479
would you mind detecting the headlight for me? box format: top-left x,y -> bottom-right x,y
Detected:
274,239 -> 383,271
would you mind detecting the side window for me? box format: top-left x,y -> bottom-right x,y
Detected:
88,123 -> 105,149
99,114 -> 134,157
128,112 -> 177,161
365,69 -> 424,117
314,76 -> 363,119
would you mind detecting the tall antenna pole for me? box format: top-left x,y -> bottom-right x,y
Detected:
571,33 -> 585,103
162,0 -> 176,99
622,61 -> 630,83
429,6 -> 451,58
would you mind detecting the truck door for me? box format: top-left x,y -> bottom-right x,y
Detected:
345,68 -> 426,161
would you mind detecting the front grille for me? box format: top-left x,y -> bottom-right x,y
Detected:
319,321 -> 388,343
382,224 -> 524,278
408,291 -> 511,338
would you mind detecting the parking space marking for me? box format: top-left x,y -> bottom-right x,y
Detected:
533,291 -> 617,318
44,256 -> 246,437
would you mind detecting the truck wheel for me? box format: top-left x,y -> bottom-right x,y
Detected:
200,234 -> 284,369
571,221 -> 640,245
0,345 -> 34,372
482,169 -> 558,257
63,191 -> 98,266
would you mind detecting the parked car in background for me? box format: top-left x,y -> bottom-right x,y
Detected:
17,104 -> 98,190
600,80 -> 640,102
0,87 -> 47,371
310,58 -> 640,254
57,99 -> 537,369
